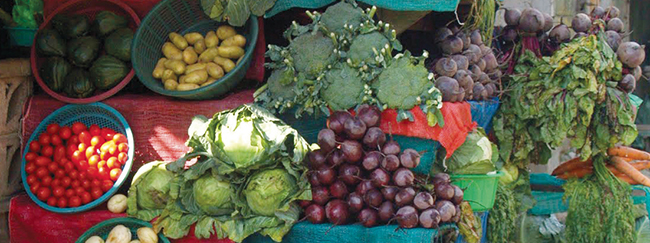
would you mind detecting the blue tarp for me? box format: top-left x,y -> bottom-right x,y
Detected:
265,0 -> 461,18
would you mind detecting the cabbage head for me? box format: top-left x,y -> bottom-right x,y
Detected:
433,128 -> 498,174
243,168 -> 297,216
193,174 -> 235,214
127,161 -> 175,220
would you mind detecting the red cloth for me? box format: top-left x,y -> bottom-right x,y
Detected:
379,102 -> 477,157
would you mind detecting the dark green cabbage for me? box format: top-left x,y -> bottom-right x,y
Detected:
36,29 -> 66,56
63,68 -> 95,98
105,28 -> 133,61
93,11 -> 128,36
89,55 -> 129,90
67,36 -> 101,67
40,57 -> 72,92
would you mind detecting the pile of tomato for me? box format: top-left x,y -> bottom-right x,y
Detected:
24,122 -> 129,208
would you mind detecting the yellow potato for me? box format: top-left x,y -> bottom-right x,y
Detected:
194,39 -> 206,54
177,83 -> 200,91
218,46 -> 244,59
185,63 -> 207,74
205,31 -> 219,48
182,47 -> 198,65
216,25 -> 237,40
184,70 -> 209,84
202,78 -> 217,87
179,75 -> 187,83
162,42 -> 183,60
221,34 -> 246,47
168,32 -> 188,50
164,79 -> 178,90
214,56 -> 236,73
206,62 -> 224,79
161,69 -> 177,81
199,48 -> 219,63
164,59 -> 186,75
152,58 -> 167,79
184,32 -> 204,45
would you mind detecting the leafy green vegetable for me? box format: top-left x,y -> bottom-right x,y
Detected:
105,28 -> 133,62
458,201 -> 482,243
636,216 -> 650,243
67,36 -> 101,67
348,32 -> 389,66
40,56 -> 71,92
192,174 -> 235,214
289,32 -> 336,78
433,128 -> 496,174
63,68 -> 94,98
266,68 -> 297,100
321,64 -> 364,110
89,55 -> 129,90
200,0 -> 276,27
514,214 -> 565,243
36,29 -> 66,56
127,161 -> 176,221
320,1 -> 364,35
93,11 -> 128,37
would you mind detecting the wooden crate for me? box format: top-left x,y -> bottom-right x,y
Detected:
0,133 -> 22,200
0,75 -> 32,135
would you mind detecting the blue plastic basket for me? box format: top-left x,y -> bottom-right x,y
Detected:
455,211 -> 489,243
75,217 -> 170,243
21,103 -> 135,213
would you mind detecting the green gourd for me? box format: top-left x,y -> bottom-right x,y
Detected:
40,57 -> 72,92
89,55 -> 129,90
63,68 -> 95,98
105,28 -> 133,61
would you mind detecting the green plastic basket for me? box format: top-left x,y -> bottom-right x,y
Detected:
132,0 -> 258,100
5,26 -> 37,47
451,171 -> 503,212
75,217 -> 170,243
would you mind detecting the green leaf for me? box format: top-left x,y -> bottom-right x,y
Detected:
225,0 -> 250,27
246,0 -> 275,16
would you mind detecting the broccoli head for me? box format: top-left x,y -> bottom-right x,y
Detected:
320,1 -> 364,35
348,32 -> 390,66
289,32 -> 336,78
267,68 -> 297,100
372,52 -> 432,110
321,64 -> 364,111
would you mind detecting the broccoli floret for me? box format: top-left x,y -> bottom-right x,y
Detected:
372,53 -> 432,110
321,64 -> 364,110
320,1 -> 364,35
289,32 -> 336,78
348,32 -> 390,66
267,68 -> 297,99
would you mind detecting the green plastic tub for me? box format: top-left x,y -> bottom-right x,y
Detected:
451,171 -> 503,212
132,0 -> 258,100
75,217 -> 170,243
5,26 -> 37,47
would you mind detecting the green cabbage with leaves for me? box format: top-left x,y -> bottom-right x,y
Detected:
433,128 -> 497,174
243,168 -> 297,216
200,0 -> 277,27
127,161 -> 176,221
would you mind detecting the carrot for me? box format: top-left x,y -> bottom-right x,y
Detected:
552,157 -> 592,175
556,167 -> 593,180
608,160 -> 650,175
608,146 -> 650,160
610,156 -> 650,187
616,174 -> 639,185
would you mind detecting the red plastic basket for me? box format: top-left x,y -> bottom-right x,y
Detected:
30,0 -> 141,104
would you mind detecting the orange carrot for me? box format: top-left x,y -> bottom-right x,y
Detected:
556,167 -> 593,179
608,146 -> 650,160
608,160 -> 650,175
617,174 -> 639,185
552,157 -> 592,175
611,156 -> 650,187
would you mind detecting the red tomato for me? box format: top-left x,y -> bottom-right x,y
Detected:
91,187 -> 103,200
112,134 -> 127,144
57,197 -> 68,208
91,179 -> 101,188
68,136 -> 79,146
79,131 -> 92,145
71,122 -> 87,135
63,162 -> 75,172
78,143 -> 88,153
69,196 -> 81,207
97,167 -> 110,180
25,162 -> 37,174
99,151 -> 109,161
26,174 -> 39,186
71,179 -> 80,189
97,160 -> 107,169
61,177 -> 72,188
77,160 -> 88,171
41,176 -> 52,187
89,124 -> 101,136
41,145 -> 54,158
90,136 -> 104,147
35,156 -> 51,167
30,183 -> 40,194
107,145 -> 117,156
52,186 -> 65,197
69,170 -> 79,180
101,128 -> 116,141
101,180 -> 113,192
46,124 -> 60,135
50,134 -> 63,146
71,150 -> 85,163
107,157 -> 120,169
38,134 -> 51,146
52,178 -> 61,187
74,187 -> 85,196
47,163 -> 58,173
109,168 -> 122,181
54,169 -> 65,179
35,167 -> 49,178
59,126 -> 72,140
88,155 -> 100,167
85,145 -> 97,159
100,140 -> 115,153
78,171 -> 88,181
87,167 -> 99,177
29,141 -> 41,152
81,180 -> 91,190
81,192 -> 92,204
66,144 -> 78,157
25,152 -> 37,162
36,187 -> 51,201
47,197 -> 57,206
117,143 -> 128,153
53,145 -> 66,162
65,189 -> 75,198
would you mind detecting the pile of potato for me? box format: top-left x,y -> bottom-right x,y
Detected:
152,25 -> 246,91
84,225 -> 157,243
